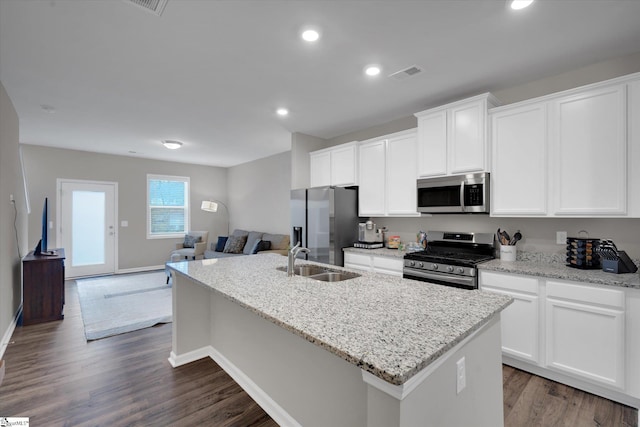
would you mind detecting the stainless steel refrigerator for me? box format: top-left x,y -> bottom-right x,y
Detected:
291,186 -> 359,266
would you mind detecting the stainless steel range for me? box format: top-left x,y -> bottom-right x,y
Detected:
403,231 -> 495,290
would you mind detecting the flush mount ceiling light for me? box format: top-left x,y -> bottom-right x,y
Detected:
364,65 -> 382,77
301,28 -> 320,42
509,0 -> 534,10
162,140 -> 183,149
276,108 -> 289,116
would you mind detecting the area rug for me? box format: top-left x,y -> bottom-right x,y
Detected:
76,271 -> 172,340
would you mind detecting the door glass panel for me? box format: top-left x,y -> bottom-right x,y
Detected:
72,191 -> 105,266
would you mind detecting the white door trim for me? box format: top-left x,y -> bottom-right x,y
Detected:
56,178 -> 119,278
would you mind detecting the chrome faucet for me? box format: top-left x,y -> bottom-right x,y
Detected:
288,242 -> 310,277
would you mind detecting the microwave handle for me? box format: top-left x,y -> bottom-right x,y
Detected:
460,181 -> 466,212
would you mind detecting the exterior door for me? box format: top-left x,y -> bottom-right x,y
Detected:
58,180 -> 117,278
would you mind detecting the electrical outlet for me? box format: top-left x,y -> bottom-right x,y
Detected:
556,231 -> 567,245
456,357 -> 466,394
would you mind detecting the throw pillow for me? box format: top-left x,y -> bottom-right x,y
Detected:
215,236 -> 228,252
250,239 -> 271,254
183,234 -> 202,249
243,231 -> 265,255
223,235 -> 247,253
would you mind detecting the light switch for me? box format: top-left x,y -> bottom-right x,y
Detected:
121,220 -> 129,227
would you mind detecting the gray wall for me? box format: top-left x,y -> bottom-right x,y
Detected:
0,81 -> 29,352
20,145 -> 227,271
324,52 -> 640,259
227,151 -> 291,236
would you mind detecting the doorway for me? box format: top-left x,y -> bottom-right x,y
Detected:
57,179 -> 117,278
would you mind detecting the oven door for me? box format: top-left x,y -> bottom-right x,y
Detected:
403,267 -> 477,290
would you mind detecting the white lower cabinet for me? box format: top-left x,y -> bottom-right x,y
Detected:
479,270 -> 638,407
344,252 -> 403,277
545,280 -> 625,390
478,271 -> 540,364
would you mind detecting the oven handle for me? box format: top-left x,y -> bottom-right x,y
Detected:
404,268 -> 475,288
460,181 -> 466,213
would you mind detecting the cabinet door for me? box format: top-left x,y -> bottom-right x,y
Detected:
628,79 -> 640,217
552,85 -> 627,215
545,280 -> 625,390
331,143 -> 357,186
491,103 -> 548,215
358,140 -> 386,216
310,151 -> 331,188
386,132 -> 419,216
479,271 -> 540,363
448,99 -> 486,174
344,252 -> 372,272
416,110 -> 447,177
371,256 -> 403,277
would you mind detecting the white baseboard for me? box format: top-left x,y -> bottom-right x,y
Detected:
1,304 -> 22,360
169,346 -> 301,427
117,265 -> 165,275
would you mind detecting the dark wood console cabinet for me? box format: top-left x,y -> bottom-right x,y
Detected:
22,248 -> 65,326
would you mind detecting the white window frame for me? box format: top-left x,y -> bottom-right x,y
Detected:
146,174 -> 190,239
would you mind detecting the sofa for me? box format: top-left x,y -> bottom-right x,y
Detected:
204,229 -> 290,259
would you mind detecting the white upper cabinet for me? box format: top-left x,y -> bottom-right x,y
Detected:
626,79 -> 640,217
358,139 -> 387,216
490,73 -> 640,217
358,129 -> 419,217
552,84 -> 627,215
491,103 -> 548,216
415,93 -> 498,178
309,141 -> 357,188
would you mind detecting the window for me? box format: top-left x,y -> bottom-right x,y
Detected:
147,174 -> 190,239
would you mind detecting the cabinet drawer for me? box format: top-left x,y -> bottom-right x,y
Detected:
479,271 -> 539,294
547,280 -> 624,309
344,252 -> 372,268
372,256 -> 403,271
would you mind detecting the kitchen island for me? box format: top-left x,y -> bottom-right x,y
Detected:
167,254 -> 512,427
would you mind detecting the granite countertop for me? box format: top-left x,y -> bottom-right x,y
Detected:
479,259 -> 640,289
343,246 -> 408,258
168,254 -> 511,386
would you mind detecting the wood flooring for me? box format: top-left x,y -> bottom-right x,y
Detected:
0,280 -> 637,426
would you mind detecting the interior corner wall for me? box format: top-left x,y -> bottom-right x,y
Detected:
0,81 -> 28,353
20,145 -> 227,271
227,151 -> 291,236
291,132 -> 327,190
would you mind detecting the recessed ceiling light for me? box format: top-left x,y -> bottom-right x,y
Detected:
365,65 -> 381,77
40,104 -> 56,113
276,108 -> 289,116
301,29 -> 320,42
509,0 -> 534,10
162,140 -> 183,150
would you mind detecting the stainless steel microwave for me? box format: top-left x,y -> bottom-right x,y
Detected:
417,172 -> 490,214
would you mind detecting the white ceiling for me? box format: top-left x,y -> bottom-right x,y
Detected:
1,0 -> 640,168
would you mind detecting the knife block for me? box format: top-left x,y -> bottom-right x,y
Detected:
602,251 -> 638,274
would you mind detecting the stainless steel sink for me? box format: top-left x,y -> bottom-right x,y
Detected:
276,265 -> 361,282
276,264 -> 328,276
305,271 -> 361,282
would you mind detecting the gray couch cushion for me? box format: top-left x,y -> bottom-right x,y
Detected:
263,233 -> 290,251
223,235 -> 247,253
232,229 -> 249,237
243,231 -> 265,255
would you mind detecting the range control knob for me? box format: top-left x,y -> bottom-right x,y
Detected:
418,262 -> 424,268
409,261 -> 415,267
432,264 -> 438,270
457,267 -> 465,274
447,266 -> 454,272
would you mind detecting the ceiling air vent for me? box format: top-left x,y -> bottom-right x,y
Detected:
388,65 -> 423,81
124,0 -> 168,16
